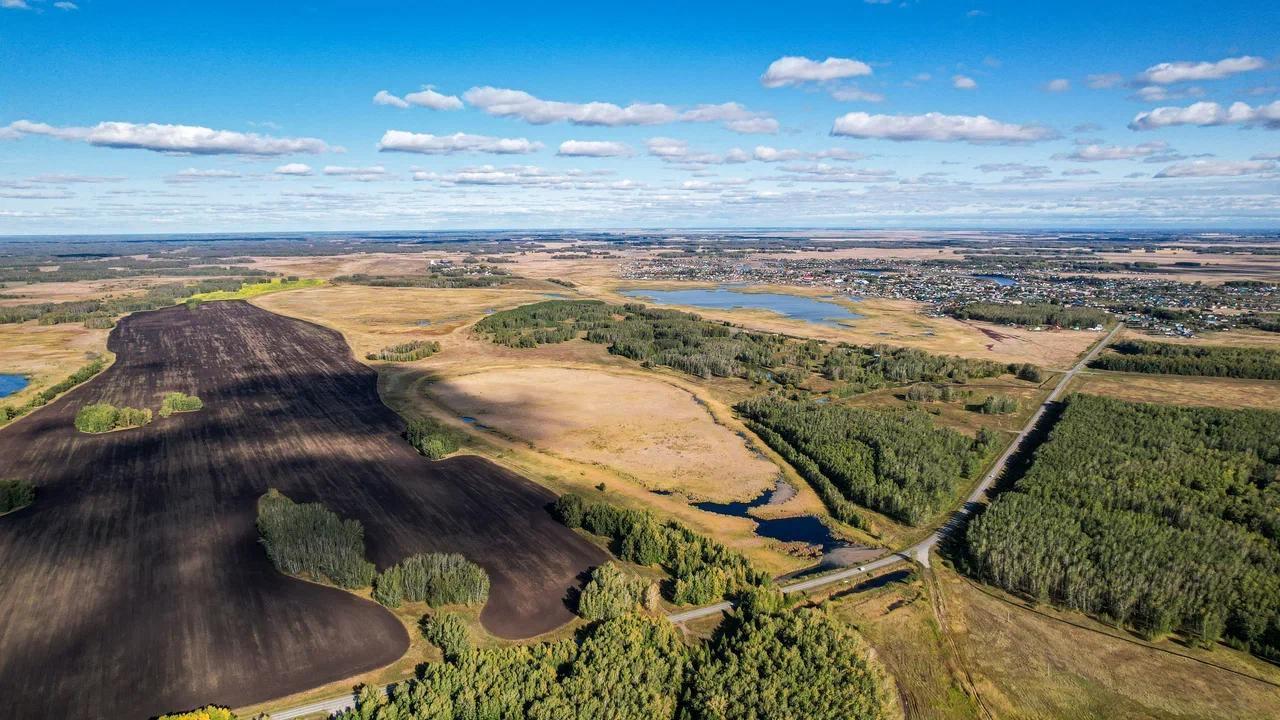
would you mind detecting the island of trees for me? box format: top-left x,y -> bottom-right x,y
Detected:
966,394 -> 1280,660
159,392 -> 203,417
0,479 -> 34,515
73,403 -> 152,433
406,417 -> 463,460
366,339 -> 441,362
1090,339 -> 1280,380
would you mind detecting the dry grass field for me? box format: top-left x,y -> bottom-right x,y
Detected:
0,320 -> 110,407
1068,371 -> 1280,410
1121,326 -> 1280,349
428,366 -> 779,502
0,301 -> 604,719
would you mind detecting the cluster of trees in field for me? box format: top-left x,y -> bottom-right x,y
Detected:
0,278 -> 253,326
0,357 -> 106,426
420,613 -> 471,661
335,268 -> 511,289
256,490 -> 492,611
966,394 -> 1280,660
553,494 -> 771,605
950,302 -> 1111,329
366,339 -> 441,362
0,480 -> 34,514
406,417 -> 463,460
73,403 -> 152,433
256,489 -> 377,588
373,553 -> 490,608
577,562 -> 654,620
1243,314 -> 1280,333
1091,339 -> 1280,380
737,396 -> 997,526
337,599 -> 889,720
474,300 -> 1028,392
979,394 -> 1019,415
159,392 -> 203,417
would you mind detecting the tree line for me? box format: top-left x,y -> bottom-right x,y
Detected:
474,300 -> 1029,393
737,396 -> 997,526
336,599 -> 890,720
0,278 -> 255,327
366,339 -> 441,362
950,302 -> 1110,329
1090,339 -> 1280,380
553,494 -> 771,605
965,394 -> 1280,660
0,356 -> 106,426
335,268 -> 511,289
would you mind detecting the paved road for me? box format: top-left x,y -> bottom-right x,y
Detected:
271,324 -> 1123,719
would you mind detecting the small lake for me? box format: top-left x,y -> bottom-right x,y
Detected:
973,274 -> 1017,286
619,286 -> 862,328
666,482 -> 855,558
0,374 -> 28,399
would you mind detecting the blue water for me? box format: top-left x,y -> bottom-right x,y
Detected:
974,274 -> 1017,286
693,484 -> 851,553
620,286 -> 862,328
0,374 -> 28,398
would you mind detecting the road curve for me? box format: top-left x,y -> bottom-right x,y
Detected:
268,323 -> 1124,720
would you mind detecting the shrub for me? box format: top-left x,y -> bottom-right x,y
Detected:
74,403 -> 152,433
159,391 -> 203,417
979,394 -> 1019,415
255,489 -> 376,589
577,563 -> 647,620
0,479 -> 35,514
420,613 -> 471,661
366,339 -> 441,362
374,552 -> 489,608
1014,363 -> 1043,382
156,707 -> 238,720
406,417 -> 462,459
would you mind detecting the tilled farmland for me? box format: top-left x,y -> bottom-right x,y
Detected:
0,301 -> 605,719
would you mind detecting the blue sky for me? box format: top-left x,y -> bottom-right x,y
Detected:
1,0 -> 1278,233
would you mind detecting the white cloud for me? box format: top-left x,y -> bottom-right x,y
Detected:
774,163 -> 896,182
462,87 -> 775,133
322,165 -> 388,181
1,0 -> 30,9
1138,56 -> 1266,85
557,140 -> 634,157
373,90 -> 410,108
167,168 -> 242,183
54,1 -> 77,9
274,163 -> 313,175
4,120 -> 333,155
1132,85 -> 1204,102
1154,159 -> 1276,178
753,146 -> 865,162
645,137 -> 748,165
831,111 -> 1057,143
1056,141 -> 1169,162
760,56 -> 873,88
377,130 -> 543,155
1045,78 -> 1071,92
952,75 -> 977,90
463,86 -> 678,126
1086,73 -> 1125,89
1129,100 -> 1280,130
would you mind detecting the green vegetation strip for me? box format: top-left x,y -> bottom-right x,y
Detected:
366,339 -> 440,362
966,394 -> 1280,661
1091,339 -> 1280,380
0,357 -> 107,425
951,301 -> 1110,329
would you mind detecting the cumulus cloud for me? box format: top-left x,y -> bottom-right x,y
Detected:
1129,101 -> 1280,130
829,85 -> 885,103
461,87 -> 775,133
4,120 -> 333,155
1132,85 -> 1205,103
645,137 -> 748,165
753,146 -> 865,162
1154,159 -> 1276,178
952,75 -> 978,90
54,1 -> 78,8
377,130 -> 542,155
557,140 -> 634,157
373,90 -> 410,108
760,56 -> 873,88
1044,78 -> 1071,92
1056,141 -> 1169,162
1,0 -> 30,9
274,163 -> 313,175
831,111 -> 1057,143
1138,56 -> 1266,85
375,88 -> 463,110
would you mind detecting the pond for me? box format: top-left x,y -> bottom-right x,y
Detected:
973,274 -> 1017,286
0,374 -> 29,399
664,481 -> 856,559
619,286 -> 862,328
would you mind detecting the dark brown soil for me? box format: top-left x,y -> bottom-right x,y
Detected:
0,301 -> 605,719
